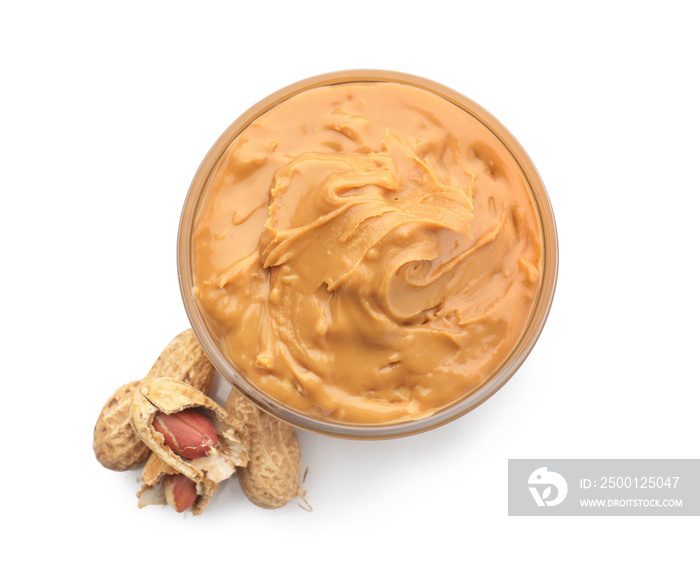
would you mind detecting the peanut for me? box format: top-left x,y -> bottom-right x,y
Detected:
93,329 -> 214,471
163,474 -> 199,513
137,452 -> 218,515
224,387 -> 303,509
152,409 -> 219,460
130,378 -> 248,484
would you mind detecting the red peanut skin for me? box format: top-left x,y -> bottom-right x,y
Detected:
152,409 -> 219,460
164,474 -> 198,512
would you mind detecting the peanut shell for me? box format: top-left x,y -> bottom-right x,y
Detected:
130,377 -> 248,484
137,453 -> 217,515
225,387 -> 303,509
93,329 -> 215,471
93,380 -> 150,471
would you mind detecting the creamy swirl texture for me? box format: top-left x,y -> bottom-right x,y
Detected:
192,82 -> 542,423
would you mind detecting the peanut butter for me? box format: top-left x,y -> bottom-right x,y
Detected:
192,82 -> 543,424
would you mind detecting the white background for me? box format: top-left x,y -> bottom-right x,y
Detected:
2,1 -> 698,571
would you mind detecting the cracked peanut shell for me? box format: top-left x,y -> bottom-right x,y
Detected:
137,453 -> 218,515
130,377 -> 248,484
93,329 -> 215,471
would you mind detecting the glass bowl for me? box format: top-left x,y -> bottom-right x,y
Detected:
177,70 -> 558,439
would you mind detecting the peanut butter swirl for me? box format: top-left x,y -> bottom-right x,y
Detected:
192,82 -> 542,424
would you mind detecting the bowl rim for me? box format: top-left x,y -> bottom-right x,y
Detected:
177,69 -> 559,439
